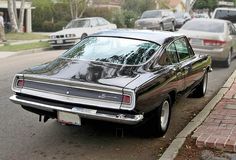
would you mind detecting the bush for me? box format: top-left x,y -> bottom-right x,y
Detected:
41,21 -> 54,32
123,10 -> 138,28
54,21 -> 68,31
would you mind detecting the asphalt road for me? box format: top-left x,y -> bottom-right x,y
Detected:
0,50 -> 236,160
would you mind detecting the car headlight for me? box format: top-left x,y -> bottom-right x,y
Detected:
50,35 -> 56,39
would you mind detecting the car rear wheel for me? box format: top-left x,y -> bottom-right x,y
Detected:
142,96 -> 171,137
222,49 -> 232,68
191,72 -> 208,98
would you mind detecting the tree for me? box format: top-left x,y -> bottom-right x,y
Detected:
193,0 -> 217,10
121,0 -> 156,15
68,0 -> 89,19
8,0 -> 26,32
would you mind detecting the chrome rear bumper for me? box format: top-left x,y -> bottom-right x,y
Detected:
9,95 -> 143,125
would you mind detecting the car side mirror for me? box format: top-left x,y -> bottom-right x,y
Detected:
62,27 -> 65,30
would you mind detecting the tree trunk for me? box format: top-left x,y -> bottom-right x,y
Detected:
13,0 -> 18,22
18,0 -> 25,32
69,0 -> 88,19
8,0 -> 18,32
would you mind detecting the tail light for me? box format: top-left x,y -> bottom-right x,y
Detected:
122,95 -> 131,105
16,79 -> 24,88
203,39 -> 226,46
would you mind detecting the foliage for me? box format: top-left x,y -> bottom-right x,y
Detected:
121,0 -> 156,15
32,0 -> 54,31
0,42 -> 49,52
193,0 -> 218,10
122,10 -> 138,28
31,0 -> 158,31
54,21 -> 68,31
41,21 -> 55,32
6,33 -> 48,40
83,7 -> 114,21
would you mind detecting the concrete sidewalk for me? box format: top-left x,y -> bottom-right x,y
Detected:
160,71 -> 236,160
193,71 -> 236,152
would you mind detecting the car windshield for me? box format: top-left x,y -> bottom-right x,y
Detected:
215,10 -> 236,24
181,20 -> 224,33
175,12 -> 184,18
141,10 -> 161,19
65,19 -> 90,28
61,37 -> 160,65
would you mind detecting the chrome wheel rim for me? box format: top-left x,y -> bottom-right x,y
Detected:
172,24 -> 175,31
161,100 -> 170,131
203,74 -> 207,94
160,25 -> 164,31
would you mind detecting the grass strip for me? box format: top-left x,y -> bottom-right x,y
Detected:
0,42 -> 50,52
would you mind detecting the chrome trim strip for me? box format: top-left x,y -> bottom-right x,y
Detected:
9,95 -> 143,125
12,74 -> 136,111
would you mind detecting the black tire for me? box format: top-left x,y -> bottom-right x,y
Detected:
81,33 -> 87,40
142,95 -> 171,137
191,72 -> 208,98
222,49 -> 232,68
52,46 -> 61,49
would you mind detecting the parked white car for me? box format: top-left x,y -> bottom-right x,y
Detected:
212,7 -> 236,27
49,17 -> 117,48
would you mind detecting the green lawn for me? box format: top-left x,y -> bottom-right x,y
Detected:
0,42 -> 50,52
6,33 -> 48,40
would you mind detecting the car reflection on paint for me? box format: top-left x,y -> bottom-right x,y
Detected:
10,29 -> 211,137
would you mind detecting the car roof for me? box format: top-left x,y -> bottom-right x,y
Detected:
192,18 -> 229,23
73,17 -> 103,21
90,29 -> 184,45
214,7 -> 236,11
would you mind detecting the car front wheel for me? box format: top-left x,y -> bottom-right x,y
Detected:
160,23 -> 164,31
81,33 -> 87,40
171,22 -> 175,31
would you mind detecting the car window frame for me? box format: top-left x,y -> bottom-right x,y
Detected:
174,37 -> 194,62
158,42 -> 179,66
90,18 -> 99,27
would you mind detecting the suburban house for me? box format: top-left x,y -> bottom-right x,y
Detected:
0,0 -> 33,32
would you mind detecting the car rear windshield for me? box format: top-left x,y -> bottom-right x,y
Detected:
61,37 -> 160,65
214,10 -> 236,24
181,20 -> 224,33
141,10 -> 161,19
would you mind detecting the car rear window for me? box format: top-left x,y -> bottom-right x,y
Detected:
214,10 -> 236,24
181,20 -> 224,33
61,37 -> 160,65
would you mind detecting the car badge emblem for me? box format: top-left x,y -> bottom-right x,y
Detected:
66,91 -> 70,95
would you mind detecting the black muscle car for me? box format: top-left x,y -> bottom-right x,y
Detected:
10,29 -> 211,137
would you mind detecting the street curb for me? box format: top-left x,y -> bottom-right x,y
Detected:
159,70 -> 236,160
